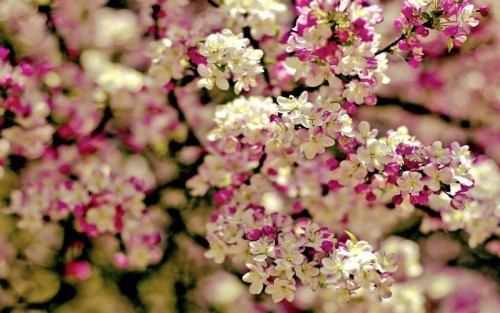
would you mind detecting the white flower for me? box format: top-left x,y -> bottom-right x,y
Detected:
407,0 -> 430,9
375,251 -> 398,273
342,80 -> 371,105
284,56 -> 310,80
333,155 -> 367,187
205,237 -> 228,264
397,171 -> 424,194
242,263 -> 270,294
198,30 -> 264,93
425,141 -> 451,164
299,127 -> 335,159
265,278 -> 296,303
355,266 -> 379,289
86,207 -> 115,233
199,32 -> 228,63
356,121 -> 377,144
276,91 -> 312,123
295,262 -> 320,286
375,277 -> 394,301
458,4 -> 479,29
249,238 -> 276,262
276,246 -> 305,267
340,240 -> 377,270
357,139 -> 391,171
300,107 -> 325,128
323,111 -> 354,137
196,64 -> 230,90
321,254 -> 349,282
423,164 -> 454,191
233,65 -> 264,94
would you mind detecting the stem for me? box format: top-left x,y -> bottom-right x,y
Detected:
375,33 -> 406,56
207,0 -> 220,8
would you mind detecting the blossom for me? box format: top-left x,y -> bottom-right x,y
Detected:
423,164 -> 454,191
242,264 -> 270,294
196,64 -> 230,90
397,171 -> 424,194
357,139 -> 391,171
458,4 -> 480,30
197,29 -> 264,94
333,155 -> 368,187
265,278 -> 296,303
276,91 -> 312,123
298,127 -> 335,159
407,0 -> 430,9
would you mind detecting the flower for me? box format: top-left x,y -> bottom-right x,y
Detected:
458,4 -> 480,30
242,264 -> 270,294
298,127 -> 335,159
196,64 -> 230,90
357,139 -> 391,171
276,91 -> 311,123
333,155 -> 368,187
397,171 -> 424,194
423,164 -> 454,191
265,278 -> 296,303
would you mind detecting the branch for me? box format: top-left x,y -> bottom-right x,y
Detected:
375,33 -> 406,56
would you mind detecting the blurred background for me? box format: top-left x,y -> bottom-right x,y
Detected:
0,0 -> 498,312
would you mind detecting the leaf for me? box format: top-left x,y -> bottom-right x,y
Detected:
447,37 -> 454,52
421,12 -> 432,21
344,230 -> 358,244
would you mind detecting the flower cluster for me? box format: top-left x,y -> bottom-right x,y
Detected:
148,38 -> 189,87
424,158 -> 500,248
332,125 -> 475,210
196,29 -> 265,94
6,142 -> 165,270
0,0 -> 496,310
205,204 -> 397,304
394,0 -> 488,68
284,0 -> 389,101
0,51 -> 54,165
218,0 -> 290,40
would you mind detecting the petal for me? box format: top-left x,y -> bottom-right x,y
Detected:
216,78 -> 229,90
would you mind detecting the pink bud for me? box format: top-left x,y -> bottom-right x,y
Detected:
408,58 -> 420,69
479,5 -> 490,17
443,25 -> 458,37
398,40 -> 410,51
415,26 -> 429,37
366,192 -> 376,202
364,94 -> 377,106
354,183 -> 369,194
0,47 -> 10,60
293,201 -> 303,213
213,189 -> 232,206
327,180 -> 342,191
65,261 -> 91,281
246,229 -> 262,241
187,48 -> 207,65
114,253 -> 129,269
392,195 -> 404,205
321,240 -> 334,253
261,225 -> 276,237
327,158 -> 340,170
393,17 -> 405,29
19,62 -> 34,76
342,102 -> 357,115
450,193 -> 468,210
335,30 -> 350,43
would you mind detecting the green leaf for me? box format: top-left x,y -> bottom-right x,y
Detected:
421,12 -> 432,20
345,230 -> 358,244
447,37 -> 454,52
